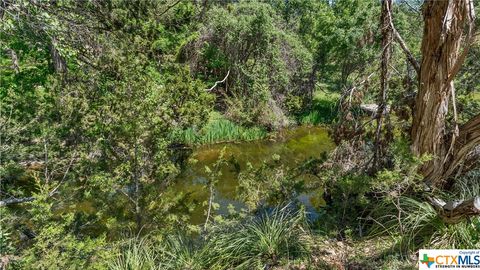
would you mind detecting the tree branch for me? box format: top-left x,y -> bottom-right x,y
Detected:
0,196 -> 35,207
393,29 -> 420,74
385,2 -> 420,74
205,70 -> 230,91
158,0 -> 183,17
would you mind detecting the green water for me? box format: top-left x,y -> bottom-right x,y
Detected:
172,126 -> 335,224
39,125 -> 334,236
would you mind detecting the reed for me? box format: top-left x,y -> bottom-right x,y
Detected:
172,113 -> 267,145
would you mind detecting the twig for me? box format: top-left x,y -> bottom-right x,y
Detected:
204,183 -> 214,230
400,0 -> 421,15
158,0 -> 183,17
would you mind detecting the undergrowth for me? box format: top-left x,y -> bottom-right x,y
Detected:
298,90 -> 339,125
368,169 -> 480,253
108,207 -> 311,270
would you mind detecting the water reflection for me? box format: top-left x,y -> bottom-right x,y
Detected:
172,126 -> 335,224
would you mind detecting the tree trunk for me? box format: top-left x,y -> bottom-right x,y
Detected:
411,0 -> 476,184
442,114 -> 480,179
49,37 -> 67,73
373,0 -> 393,169
5,48 -> 19,73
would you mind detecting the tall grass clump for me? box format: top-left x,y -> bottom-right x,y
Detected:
453,169 -> 480,199
204,207 -> 312,269
158,235 -> 205,270
109,235 -> 206,270
171,112 -> 267,145
369,194 -> 480,253
200,116 -> 266,144
108,237 -> 161,270
108,207 -> 312,270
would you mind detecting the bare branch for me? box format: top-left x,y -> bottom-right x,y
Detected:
158,0 -> 183,17
392,29 -> 420,74
0,196 -> 35,207
205,70 -> 230,91
385,2 -> 420,74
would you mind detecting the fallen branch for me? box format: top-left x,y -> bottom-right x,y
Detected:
0,196 -> 35,207
0,190 -> 61,207
428,196 -> 480,224
360,104 -> 390,116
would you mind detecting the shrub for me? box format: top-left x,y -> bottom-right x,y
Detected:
181,2 -> 313,128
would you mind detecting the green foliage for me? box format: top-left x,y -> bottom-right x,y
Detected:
171,112 -> 267,145
367,153 -> 480,253
0,209 -> 15,256
182,1 -> 312,128
1,1 -> 213,267
372,138 -> 428,192
319,138 -> 431,237
203,147 -> 229,230
109,207 -> 311,270
236,155 -> 323,211
2,0 -> 480,268
271,0 -> 380,88
457,92 -> 480,124
298,90 -> 340,125
17,181 -> 108,270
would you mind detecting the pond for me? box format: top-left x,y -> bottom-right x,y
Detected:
14,125 -> 335,237
172,125 -> 335,224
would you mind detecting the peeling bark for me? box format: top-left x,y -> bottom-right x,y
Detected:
411,0 -> 476,184
441,114 -> 480,180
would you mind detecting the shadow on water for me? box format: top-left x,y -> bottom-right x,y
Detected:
172,125 -> 335,224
